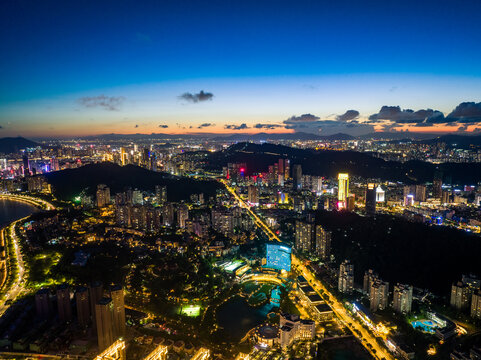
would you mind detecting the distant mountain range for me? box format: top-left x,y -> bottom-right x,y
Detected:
44,162 -> 220,201
206,142 -> 481,184
0,137 -> 40,154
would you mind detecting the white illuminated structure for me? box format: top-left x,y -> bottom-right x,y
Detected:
95,339 -> 126,360
142,344 -> 169,360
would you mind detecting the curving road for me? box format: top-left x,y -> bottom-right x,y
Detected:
220,179 -> 396,360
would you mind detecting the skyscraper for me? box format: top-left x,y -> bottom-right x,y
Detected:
96,297 -> 115,351
295,220 -> 314,252
450,281 -> 471,310
363,269 -> 379,296
433,172 -> 443,199
57,284 -> 72,322
90,281 -> 104,332
315,225 -> 331,260
155,185 -> 167,204
96,184 -> 111,208
338,260 -> 354,294
177,204 -> 189,228
471,290 -> 481,320
293,165 -> 302,190
110,285 -> 126,338
393,284 -> 413,314
22,154 -> 30,177
247,185 -> 259,205
370,279 -> 389,312
365,183 -> 376,214
76,286 -> 90,328
337,173 -> 349,209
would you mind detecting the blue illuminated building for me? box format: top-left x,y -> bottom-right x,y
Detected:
265,243 -> 291,271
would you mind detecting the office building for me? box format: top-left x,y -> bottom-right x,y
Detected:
293,164 -> 302,190
315,225 -> 331,260
433,173 -> 443,198
450,281 -> 471,310
96,297 -> 115,351
247,185 -> 259,205
365,183 -> 376,214
57,284 -> 72,322
376,186 -> 385,202
110,285 -> 126,338
35,288 -> 52,318
76,286 -> 91,327
96,184 -> 110,208
337,173 -> 349,209
338,260 -> 354,294
393,284 -> 413,314
265,243 -> 291,271
370,279 -> 389,312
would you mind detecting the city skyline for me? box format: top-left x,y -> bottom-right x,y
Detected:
1,0 -> 481,137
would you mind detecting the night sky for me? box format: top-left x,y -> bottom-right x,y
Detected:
1,0 -> 481,137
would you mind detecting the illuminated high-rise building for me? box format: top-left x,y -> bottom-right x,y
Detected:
338,260 -> 354,294
96,184 -> 111,208
365,183 -> 376,214
177,204 -> 189,228
315,225 -> 331,260
337,173 -> 349,208
450,281 -> 470,310
471,290 -> 481,320
155,185 -> 167,203
120,147 -> 128,166
247,185 -> 259,205
363,269 -> 379,296
96,297 -> 115,351
295,220 -> 314,252
76,286 -> 90,328
109,285 -> 126,338
57,284 -> 72,323
393,284 -> 413,314
376,185 -> 385,202
293,164 -> 302,190
370,279 -> 389,312
433,172 -> 443,198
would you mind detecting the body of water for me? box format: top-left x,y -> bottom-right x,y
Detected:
216,296 -> 275,341
0,199 -> 37,227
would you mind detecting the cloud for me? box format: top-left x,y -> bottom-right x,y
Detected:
224,123 -> 249,130
446,102 -> 481,123
78,95 -> 125,111
368,106 -> 445,124
285,113 -> 320,123
254,123 -> 284,129
367,102 -> 481,129
178,90 -> 214,103
337,110 -> 359,122
197,123 -> 214,129
158,124 -> 169,128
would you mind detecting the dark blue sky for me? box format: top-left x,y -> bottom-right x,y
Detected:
1,0 -> 481,136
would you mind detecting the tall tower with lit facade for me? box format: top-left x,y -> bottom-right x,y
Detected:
338,173 -> 349,209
